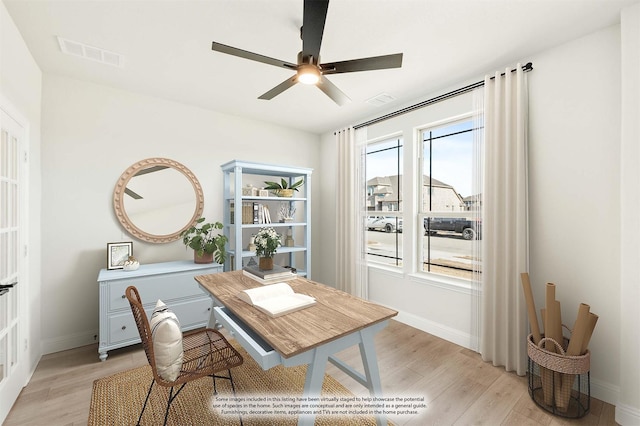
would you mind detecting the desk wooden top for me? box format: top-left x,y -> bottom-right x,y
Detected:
195,271 -> 397,358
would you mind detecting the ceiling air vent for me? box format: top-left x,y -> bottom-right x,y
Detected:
366,93 -> 395,107
57,36 -> 124,68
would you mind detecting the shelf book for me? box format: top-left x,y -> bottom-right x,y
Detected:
242,264 -> 296,285
236,282 -> 316,318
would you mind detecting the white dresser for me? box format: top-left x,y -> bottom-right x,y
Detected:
97,260 -> 221,361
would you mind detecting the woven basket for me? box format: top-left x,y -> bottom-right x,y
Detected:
527,333 -> 591,418
527,334 -> 590,374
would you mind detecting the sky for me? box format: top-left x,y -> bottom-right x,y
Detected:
366,120 -> 477,198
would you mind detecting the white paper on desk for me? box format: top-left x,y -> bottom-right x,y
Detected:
237,282 -> 316,317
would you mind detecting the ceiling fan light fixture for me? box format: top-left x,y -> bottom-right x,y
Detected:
297,64 -> 320,85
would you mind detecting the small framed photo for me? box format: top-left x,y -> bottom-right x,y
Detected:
107,242 -> 133,270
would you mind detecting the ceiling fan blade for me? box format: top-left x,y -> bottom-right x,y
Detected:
133,165 -> 168,177
317,75 -> 351,106
321,53 -> 403,74
212,42 -> 297,70
302,0 -> 329,61
258,75 -> 299,100
125,188 -> 143,200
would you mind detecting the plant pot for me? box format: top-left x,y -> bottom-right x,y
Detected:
194,251 -> 214,264
259,256 -> 274,270
275,188 -> 294,197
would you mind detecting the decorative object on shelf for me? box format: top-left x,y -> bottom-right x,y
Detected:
242,184 -> 259,196
123,255 -> 140,271
278,203 -> 296,222
258,188 -> 269,197
264,177 -> 304,197
180,218 -> 227,264
107,241 -> 133,270
254,227 -> 282,270
247,235 -> 257,252
285,229 -> 295,247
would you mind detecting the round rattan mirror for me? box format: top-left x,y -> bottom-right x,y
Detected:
113,158 -> 204,243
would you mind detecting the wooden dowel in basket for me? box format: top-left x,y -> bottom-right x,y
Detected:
521,272 -> 541,344
580,312 -> 599,354
549,299 -> 564,406
545,284 -> 563,353
543,284 -> 564,407
556,303 -> 591,411
540,306 -> 554,406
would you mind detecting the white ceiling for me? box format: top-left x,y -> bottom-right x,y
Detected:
3,0 -> 638,134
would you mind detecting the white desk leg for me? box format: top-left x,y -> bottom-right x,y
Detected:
359,327 -> 386,426
298,346 -> 330,426
205,296 -> 222,329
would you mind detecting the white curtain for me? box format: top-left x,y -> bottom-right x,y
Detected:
335,127 -> 368,297
480,64 -> 529,375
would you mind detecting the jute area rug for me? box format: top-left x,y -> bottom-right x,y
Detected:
89,342 -> 389,425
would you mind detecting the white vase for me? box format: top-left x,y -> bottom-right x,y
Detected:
123,256 -> 140,271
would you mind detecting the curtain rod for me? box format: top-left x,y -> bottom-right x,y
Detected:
353,62 -> 533,130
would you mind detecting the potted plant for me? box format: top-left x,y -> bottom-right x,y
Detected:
180,218 -> 227,264
264,177 -> 304,197
254,227 -> 282,270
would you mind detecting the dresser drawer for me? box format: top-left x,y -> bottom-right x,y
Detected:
108,311 -> 141,345
108,269 -> 217,311
108,298 -> 211,346
214,306 -> 280,370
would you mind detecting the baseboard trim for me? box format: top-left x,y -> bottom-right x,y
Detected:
394,310 -> 472,349
393,310 -> 622,409
40,329 -> 98,355
616,402 -> 640,425
590,376 -> 619,407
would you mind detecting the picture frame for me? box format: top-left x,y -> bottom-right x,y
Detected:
107,241 -> 133,270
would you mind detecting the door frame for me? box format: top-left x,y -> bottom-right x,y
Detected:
0,93 -> 31,424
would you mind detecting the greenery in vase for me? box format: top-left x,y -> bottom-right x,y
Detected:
254,227 -> 282,258
180,217 -> 227,263
263,178 -> 304,193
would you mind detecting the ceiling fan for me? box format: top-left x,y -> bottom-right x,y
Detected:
211,0 -> 403,106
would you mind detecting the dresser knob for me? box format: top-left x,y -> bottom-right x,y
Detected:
121,326 -> 126,330
121,295 -> 126,299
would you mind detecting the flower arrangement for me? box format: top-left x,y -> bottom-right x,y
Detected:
254,227 -> 281,258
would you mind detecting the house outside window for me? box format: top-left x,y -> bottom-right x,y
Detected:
365,138 -> 402,266
420,119 -> 482,280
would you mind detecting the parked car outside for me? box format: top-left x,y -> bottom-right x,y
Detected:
367,216 -> 403,233
424,217 -> 481,240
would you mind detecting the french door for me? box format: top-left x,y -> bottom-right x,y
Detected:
0,103 -> 28,423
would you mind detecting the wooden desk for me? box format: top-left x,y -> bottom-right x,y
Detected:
195,271 -> 397,426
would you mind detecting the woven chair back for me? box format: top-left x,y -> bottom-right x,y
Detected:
125,286 -> 157,373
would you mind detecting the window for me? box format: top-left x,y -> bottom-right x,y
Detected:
420,119 -> 482,280
365,138 -> 403,266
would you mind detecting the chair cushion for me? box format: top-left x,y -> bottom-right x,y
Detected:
149,300 -> 183,381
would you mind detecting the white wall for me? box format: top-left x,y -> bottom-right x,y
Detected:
618,4 -> 640,424
0,0 -> 42,373
528,25 -> 621,405
40,74 -> 320,353
319,23 -> 632,410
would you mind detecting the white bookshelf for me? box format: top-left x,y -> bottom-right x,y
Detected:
220,160 -> 312,278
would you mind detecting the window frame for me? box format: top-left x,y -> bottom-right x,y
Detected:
364,135 -> 404,268
416,113 -> 481,281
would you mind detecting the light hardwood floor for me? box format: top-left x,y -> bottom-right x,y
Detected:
5,319 -> 617,425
